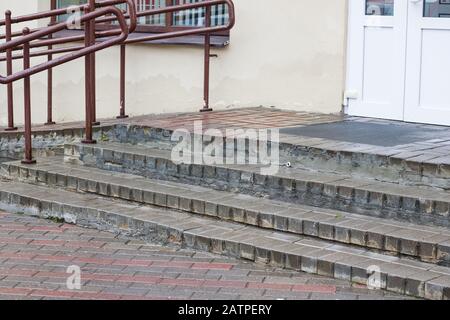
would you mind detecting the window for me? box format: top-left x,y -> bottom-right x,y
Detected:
54,0 -> 230,35
173,0 -> 229,27
136,0 -> 167,26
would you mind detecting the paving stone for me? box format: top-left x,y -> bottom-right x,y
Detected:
425,275 -> 450,300
437,240 -> 450,262
55,137 -> 450,230
403,271 -> 441,298
2,153 -> 450,301
366,225 -> 401,250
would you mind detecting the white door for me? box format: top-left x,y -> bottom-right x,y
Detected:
346,0 -> 408,121
347,0 -> 450,126
404,0 -> 450,126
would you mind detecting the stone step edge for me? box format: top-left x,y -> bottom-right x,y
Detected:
107,124 -> 450,183
4,159 -> 450,264
65,142 -> 450,226
66,141 -> 450,202
0,181 -> 449,300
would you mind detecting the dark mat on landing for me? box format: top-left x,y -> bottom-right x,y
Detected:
280,121 -> 448,147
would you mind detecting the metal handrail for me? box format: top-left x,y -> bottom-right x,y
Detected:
0,7 -> 129,84
0,0 -> 236,164
0,0 -> 234,60
0,1 -> 233,56
0,0 -> 137,129
0,0 -> 137,31
1,3 -> 129,164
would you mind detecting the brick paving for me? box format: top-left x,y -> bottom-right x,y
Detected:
0,211 -> 415,300
0,107 -> 343,134
3,107 -> 450,167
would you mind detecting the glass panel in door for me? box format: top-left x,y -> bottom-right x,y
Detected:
366,0 -> 395,16
424,0 -> 450,18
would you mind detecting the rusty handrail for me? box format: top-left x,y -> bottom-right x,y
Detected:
0,0 -> 136,29
0,1 -> 234,61
0,0 -> 137,45
0,0 -> 236,164
0,4 -> 129,164
1,0 -> 234,118
0,0 -> 136,129
1,0 -> 233,54
0,7 -> 129,84
125,0 -> 235,43
95,0 -> 235,36
0,45 -> 85,62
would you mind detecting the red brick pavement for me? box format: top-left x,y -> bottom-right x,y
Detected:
0,211 -> 414,300
0,107 -> 344,136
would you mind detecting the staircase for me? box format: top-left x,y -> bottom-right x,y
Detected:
1,123 -> 450,300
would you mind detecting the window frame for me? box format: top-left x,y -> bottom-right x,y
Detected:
51,0 -> 230,36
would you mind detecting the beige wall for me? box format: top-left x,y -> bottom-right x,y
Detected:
0,0 -> 348,125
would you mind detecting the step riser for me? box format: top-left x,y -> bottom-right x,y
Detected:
65,144 -> 450,228
4,161 -> 450,264
0,187 -> 448,300
0,124 -> 113,160
105,124 -> 450,189
0,148 -> 62,162
282,147 -> 450,191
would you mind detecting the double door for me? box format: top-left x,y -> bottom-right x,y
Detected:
347,0 -> 450,126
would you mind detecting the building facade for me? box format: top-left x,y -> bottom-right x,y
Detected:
1,0 -> 450,126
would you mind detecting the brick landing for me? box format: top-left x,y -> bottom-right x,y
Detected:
3,107 -> 450,189
0,107 -> 343,135
0,211 -> 414,300
3,107 -> 450,166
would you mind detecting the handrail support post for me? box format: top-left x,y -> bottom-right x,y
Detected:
21,28 -> 36,165
200,5 -> 213,113
45,13 -> 56,126
91,0 -> 99,126
4,10 -> 18,131
82,2 -> 97,144
117,44 -> 128,119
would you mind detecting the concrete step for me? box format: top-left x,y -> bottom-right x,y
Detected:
3,157 -> 450,264
64,142 -> 450,228
0,179 -> 449,300
104,123 -> 450,190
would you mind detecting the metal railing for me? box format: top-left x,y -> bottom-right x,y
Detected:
0,0 -> 137,129
0,0 -> 235,164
